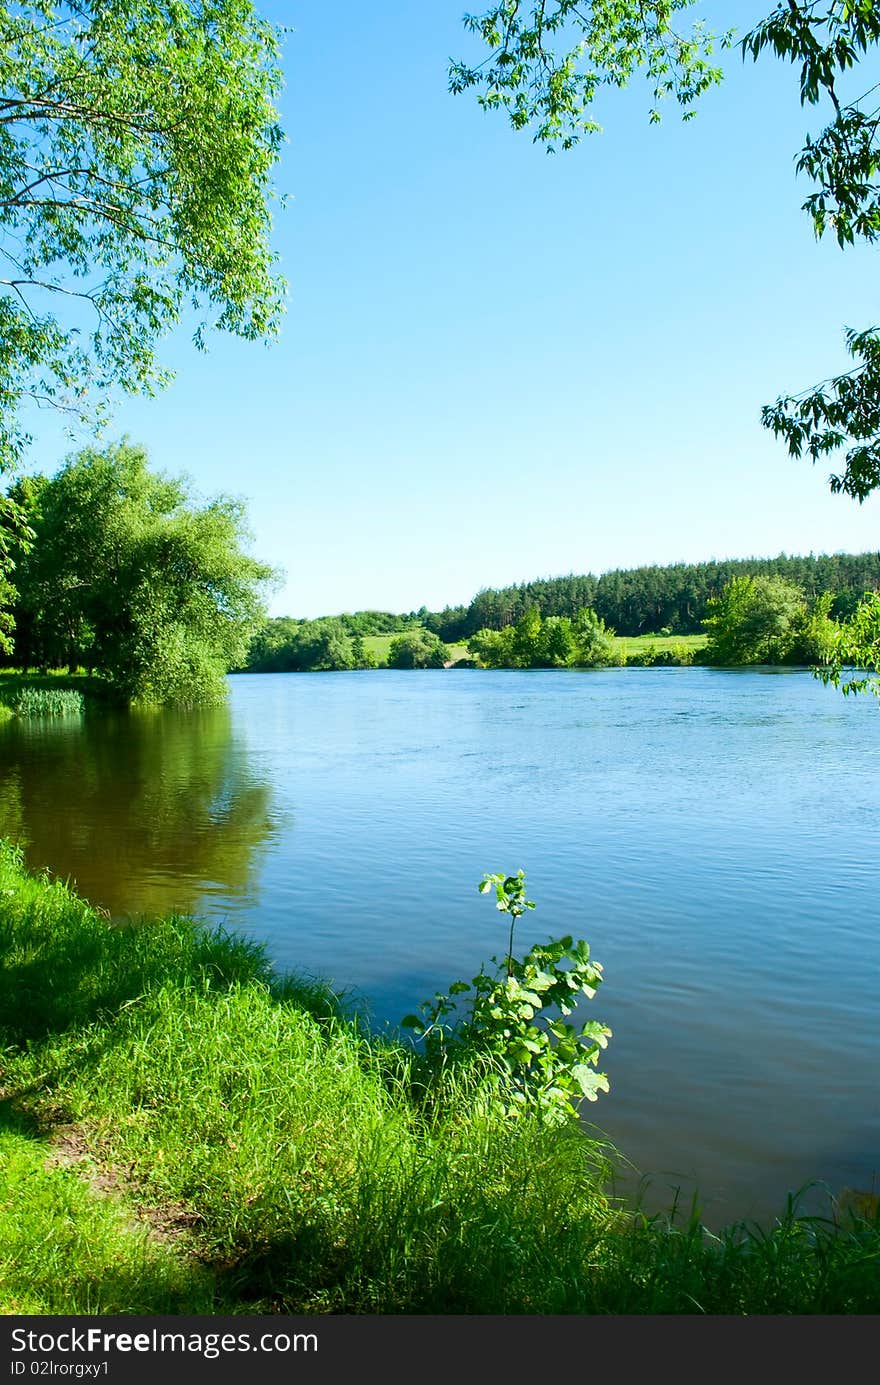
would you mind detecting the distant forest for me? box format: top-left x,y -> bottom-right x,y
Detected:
421,554 -> 880,641
244,552 -> 880,672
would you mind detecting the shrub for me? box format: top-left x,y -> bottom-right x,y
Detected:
8,688 -> 85,717
403,870 -> 611,1125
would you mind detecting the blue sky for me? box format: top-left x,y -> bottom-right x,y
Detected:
23,0 -> 880,617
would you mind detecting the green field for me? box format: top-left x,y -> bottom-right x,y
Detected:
363,630 -> 707,668
361,633 -> 470,665
611,633 -> 709,663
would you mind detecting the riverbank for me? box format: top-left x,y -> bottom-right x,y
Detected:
1,842 -> 877,1314
0,670 -> 114,713
257,630 -> 709,670
0,633 -> 717,688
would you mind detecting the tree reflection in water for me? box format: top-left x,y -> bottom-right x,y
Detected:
0,702 -> 279,920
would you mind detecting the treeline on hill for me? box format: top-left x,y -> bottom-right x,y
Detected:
246,618 -> 447,672
466,578 -> 839,670
244,553 -> 880,673
422,555 -> 880,641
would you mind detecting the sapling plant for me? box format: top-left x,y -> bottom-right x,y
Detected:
402,871 -> 611,1125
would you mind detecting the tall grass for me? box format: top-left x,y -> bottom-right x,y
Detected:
1,841 -> 878,1314
0,1122 -> 214,1313
0,670 -> 116,709
4,687 -> 85,717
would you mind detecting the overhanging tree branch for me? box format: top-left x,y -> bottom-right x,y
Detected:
0,0 -> 286,478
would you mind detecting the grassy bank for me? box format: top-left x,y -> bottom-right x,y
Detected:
1,634 -> 706,688
361,631 -> 708,668
0,669 -> 115,715
1,843 -> 878,1314
360,633 -> 470,666
610,633 -> 709,665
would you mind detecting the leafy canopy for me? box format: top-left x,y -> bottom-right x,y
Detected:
450,0 -> 729,144
7,440 -> 277,703
468,604 -> 614,667
0,0 -> 286,475
452,1 -> 880,503
702,574 -> 838,666
818,590 -> 880,696
388,629 -> 448,668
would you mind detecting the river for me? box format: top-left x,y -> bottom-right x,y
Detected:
2,666 -> 878,1228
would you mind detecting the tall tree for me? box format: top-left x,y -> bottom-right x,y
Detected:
703,574 -> 812,664
388,629 -> 448,668
452,1 -> 880,502
0,0 -> 285,470
0,1 -> 286,643
0,489 -> 32,654
9,440 -> 276,702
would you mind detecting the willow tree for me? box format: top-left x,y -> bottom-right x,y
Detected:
9,440 -> 277,703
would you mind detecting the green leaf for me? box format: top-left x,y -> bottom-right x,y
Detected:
0,0 -> 286,476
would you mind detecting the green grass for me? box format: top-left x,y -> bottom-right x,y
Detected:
0,1119 -> 214,1313
3,687 -> 85,717
0,669 -> 114,708
442,641 -> 471,664
360,633 -> 398,664
1,841 -> 878,1315
361,634 -> 470,666
611,633 -> 709,665
0,843 -> 618,1313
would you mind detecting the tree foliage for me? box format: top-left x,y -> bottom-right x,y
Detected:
0,491 -> 32,655
6,440 -> 275,702
245,555 -> 878,676
403,870 -> 611,1126
0,1 -> 285,652
426,554 -> 880,642
388,629 -> 448,669
245,618 -> 396,672
818,589 -> 880,696
0,0 -> 285,476
339,609 -> 423,636
450,0 -> 728,146
703,574 -> 838,666
350,634 -> 378,669
453,0 -> 880,504
468,604 -> 614,667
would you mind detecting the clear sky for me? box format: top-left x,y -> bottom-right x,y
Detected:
21,0 -> 880,617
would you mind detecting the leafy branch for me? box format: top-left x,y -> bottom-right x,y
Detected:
816,589 -> 880,696
402,870 -> 611,1125
0,0 -> 287,474
450,1 -> 880,516
450,0 -> 730,148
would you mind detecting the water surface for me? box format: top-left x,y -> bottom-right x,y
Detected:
2,667 -> 878,1227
